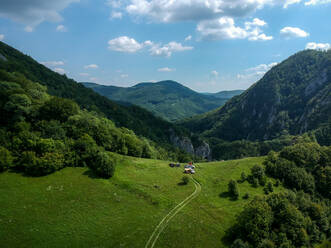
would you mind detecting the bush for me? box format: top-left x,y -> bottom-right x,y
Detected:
0,146 -> 13,172
228,179 -> 239,200
259,176 -> 267,186
243,193 -> 250,199
253,178 -> 259,188
88,152 -> 117,178
267,182 -> 274,193
240,172 -> 247,183
182,175 -> 190,185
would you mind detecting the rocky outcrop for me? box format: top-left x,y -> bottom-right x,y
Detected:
169,129 -> 212,160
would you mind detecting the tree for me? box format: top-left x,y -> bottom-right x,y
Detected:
0,146 -> 13,172
88,152 -> 117,179
267,182 -> 274,193
231,239 -> 249,248
182,176 -> 190,185
240,172 -> 247,183
228,179 -> 239,199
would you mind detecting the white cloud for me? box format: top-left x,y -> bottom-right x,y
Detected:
149,41 -> 193,57
185,35 -> 192,41
306,42 -> 330,51
305,0 -> 331,5
108,36 -> 144,53
125,0 -> 276,23
237,62 -> 277,81
108,36 -> 193,57
84,64 -> 99,69
79,72 -> 90,76
197,17 -> 272,41
56,24 -> 67,32
24,26 -> 34,32
0,34 -> 4,41
89,77 -> 99,83
120,74 -> 129,78
284,0 -> 301,8
158,67 -> 175,72
211,70 -> 219,77
280,27 -> 309,39
111,11 -> 123,19
41,61 -> 65,67
0,0 -> 79,29
54,68 -> 66,74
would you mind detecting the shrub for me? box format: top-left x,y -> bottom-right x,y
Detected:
240,172 -> 247,183
267,182 -> 274,193
243,193 -> 250,199
88,152 -> 117,178
0,146 -> 13,172
182,175 -> 190,185
228,179 -> 239,200
259,176 -> 267,186
253,178 -> 259,188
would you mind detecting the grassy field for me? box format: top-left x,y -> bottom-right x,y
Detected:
0,156 -> 286,248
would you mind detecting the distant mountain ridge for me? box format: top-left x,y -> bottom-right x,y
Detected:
83,81 -> 243,121
181,49 -> 331,142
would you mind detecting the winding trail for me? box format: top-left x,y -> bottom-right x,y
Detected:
145,177 -> 201,248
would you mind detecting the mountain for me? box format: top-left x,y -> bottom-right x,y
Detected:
181,49 -> 331,142
0,41 -> 186,146
83,81 -> 242,122
202,90 -> 244,99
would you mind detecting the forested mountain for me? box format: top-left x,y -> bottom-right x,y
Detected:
0,41 -> 187,146
181,50 -> 331,142
83,81 -> 241,121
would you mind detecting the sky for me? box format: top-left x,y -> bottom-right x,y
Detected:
0,0 -> 330,92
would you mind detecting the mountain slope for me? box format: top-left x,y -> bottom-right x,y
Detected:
83,81 -> 241,121
181,50 -> 331,141
0,41 -> 186,145
202,90 -> 244,99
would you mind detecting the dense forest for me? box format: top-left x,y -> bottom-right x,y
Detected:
83,81 -> 242,122
0,70 -> 195,177
228,142 -> 331,248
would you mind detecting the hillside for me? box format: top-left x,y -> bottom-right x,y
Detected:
0,41 -> 186,146
83,81 -> 241,122
0,156 -> 279,248
202,90 -> 244,99
181,50 -> 331,142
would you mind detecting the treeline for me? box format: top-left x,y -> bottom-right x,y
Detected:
228,142 -> 331,248
209,132 -> 331,161
0,70 -> 193,177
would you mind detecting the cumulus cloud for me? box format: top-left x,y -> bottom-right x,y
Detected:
0,0 -> 79,30
185,35 -> 192,41
0,34 -> 4,41
84,64 -> 99,69
108,36 -> 193,57
237,62 -> 278,80
108,36 -> 144,53
280,27 -> 309,39
305,0 -> 331,5
54,68 -> 66,74
158,67 -> 175,72
306,42 -> 330,51
124,0 -> 275,23
56,24 -> 67,32
284,0 -> 302,8
41,61 -> 65,67
24,26 -> 34,32
211,70 -> 219,77
111,11 -> 123,19
197,17 -> 272,41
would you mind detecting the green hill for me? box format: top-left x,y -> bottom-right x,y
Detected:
202,90 -> 244,99
0,41 -> 186,146
181,50 -> 331,142
83,81 -> 242,122
0,155 -> 281,248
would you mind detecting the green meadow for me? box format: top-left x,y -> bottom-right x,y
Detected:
0,156 -> 285,248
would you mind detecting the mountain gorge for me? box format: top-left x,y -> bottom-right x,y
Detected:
83,81 -> 243,122
181,50 -> 331,143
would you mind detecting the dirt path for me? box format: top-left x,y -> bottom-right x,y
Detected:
145,177 -> 201,248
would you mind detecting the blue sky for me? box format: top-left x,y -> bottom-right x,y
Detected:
0,0 -> 330,92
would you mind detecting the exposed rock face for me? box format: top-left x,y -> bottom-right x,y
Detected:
195,141 -> 211,160
169,129 -> 212,160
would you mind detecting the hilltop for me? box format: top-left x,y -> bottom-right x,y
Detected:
83,81 -> 242,122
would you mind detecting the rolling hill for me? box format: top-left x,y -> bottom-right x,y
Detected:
83,81 -> 242,122
181,49 -> 331,142
0,41 -> 188,146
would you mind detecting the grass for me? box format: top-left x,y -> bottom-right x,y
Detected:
0,156 -> 286,248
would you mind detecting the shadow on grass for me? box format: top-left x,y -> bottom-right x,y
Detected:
219,191 -> 238,201
177,182 -> 188,186
82,170 -> 99,179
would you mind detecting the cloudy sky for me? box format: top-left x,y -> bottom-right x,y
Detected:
0,0 -> 330,92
